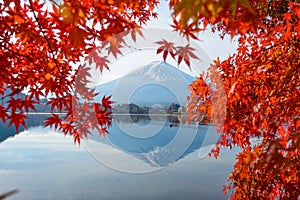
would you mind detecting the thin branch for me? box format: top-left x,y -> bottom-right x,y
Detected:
48,0 -> 60,7
0,43 -> 40,68
28,0 -> 63,77
0,189 -> 19,200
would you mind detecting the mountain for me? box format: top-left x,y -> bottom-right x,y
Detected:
1,88 -> 51,112
95,61 -> 196,106
2,88 -> 26,107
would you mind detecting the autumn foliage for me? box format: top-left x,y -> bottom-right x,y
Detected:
178,0 -> 300,199
0,0 -> 159,143
1,0 -> 300,199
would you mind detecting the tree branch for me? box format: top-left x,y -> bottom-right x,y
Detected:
28,0 -> 63,77
0,189 -> 18,200
0,43 -> 40,68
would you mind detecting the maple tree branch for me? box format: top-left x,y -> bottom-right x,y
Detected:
28,0 -> 62,76
249,40 -> 288,66
48,0 -> 60,7
0,189 -> 19,199
0,44 -> 40,68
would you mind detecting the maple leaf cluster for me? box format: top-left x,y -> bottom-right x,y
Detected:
174,0 -> 300,199
169,0 -> 264,39
155,39 -> 199,67
226,131 -> 300,199
0,0 -> 159,142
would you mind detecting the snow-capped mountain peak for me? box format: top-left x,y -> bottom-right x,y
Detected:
95,61 -> 196,106
128,61 -> 194,82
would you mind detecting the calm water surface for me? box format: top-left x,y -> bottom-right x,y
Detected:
0,115 -> 240,200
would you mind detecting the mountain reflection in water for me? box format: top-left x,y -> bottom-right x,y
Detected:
0,115 -> 239,200
86,115 -> 218,169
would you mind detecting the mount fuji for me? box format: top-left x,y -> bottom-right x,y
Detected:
95,61 -> 196,106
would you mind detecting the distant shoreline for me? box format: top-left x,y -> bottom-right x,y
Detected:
15,112 -> 187,116
9,112 -> 218,126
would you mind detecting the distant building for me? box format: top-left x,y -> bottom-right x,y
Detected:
178,106 -> 186,113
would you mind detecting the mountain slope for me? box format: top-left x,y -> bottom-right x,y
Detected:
95,61 -> 195,106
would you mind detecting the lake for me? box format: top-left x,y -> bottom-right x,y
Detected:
0,115 -> 240,200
